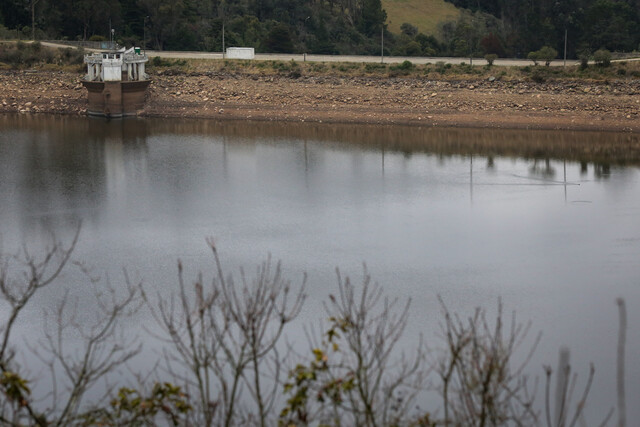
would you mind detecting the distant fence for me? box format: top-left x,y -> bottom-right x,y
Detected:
43,40 -> 119,50
611,51 -> 640,60
0,28 -> 26,40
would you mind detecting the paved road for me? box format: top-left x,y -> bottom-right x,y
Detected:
40,41 -> 638,67
144,50 -> 584,67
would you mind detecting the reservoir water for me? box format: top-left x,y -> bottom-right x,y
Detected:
1,114 -> 639,422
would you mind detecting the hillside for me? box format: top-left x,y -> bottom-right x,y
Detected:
2,0 -> 638,58
382,0 -> 460,35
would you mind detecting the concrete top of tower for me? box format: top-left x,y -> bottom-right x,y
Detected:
85,47 -> 148,65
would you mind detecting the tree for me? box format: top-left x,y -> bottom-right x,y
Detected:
400,22 -> 418,37
281,268 -> 425,427
480,32 -> 504,56
0,228 -> 144,425
138,0 -> 186,50
262,22 -> 293,53
538,45 -> 558,66
74,0 -> 112,41
593,48 -> 612,66
0,0 -> 28,31
144,239 -> 305,427
415,32 -> 441,56
434,298 -> 540,426
581,0 -> 640,52
358,0 -> 386,37
484,53 -> 497,65
529,45 -> 558,66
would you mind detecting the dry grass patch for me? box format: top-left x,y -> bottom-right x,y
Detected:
382,0 -> 460,35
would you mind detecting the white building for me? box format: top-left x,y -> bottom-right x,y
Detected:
226,47 -> 255,60
84,47 -> 148,82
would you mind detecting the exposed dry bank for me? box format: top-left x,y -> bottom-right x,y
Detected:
1,60 -> 639,132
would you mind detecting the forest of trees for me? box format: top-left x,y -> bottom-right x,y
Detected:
1,0 -> 639,58
443,0 -> 640,58
0,0 -> 388,54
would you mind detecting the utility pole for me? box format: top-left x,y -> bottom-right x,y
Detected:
31,0 -> 40,41
381,27 -> 384,63
563,28 -> 568,69
220,0 -> 226,58
143,16 -> 149,53
304,16 -> 310,61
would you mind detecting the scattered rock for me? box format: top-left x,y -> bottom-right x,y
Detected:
1,69 -> 638,130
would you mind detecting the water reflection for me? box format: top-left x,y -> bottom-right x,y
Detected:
0,116 -> 153,233
2,114 -> 638,233
4,114 -> 640,164
1,114 -> 639,421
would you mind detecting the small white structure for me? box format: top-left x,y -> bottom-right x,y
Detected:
226,47 -> 255,60
84,47 -> 148,82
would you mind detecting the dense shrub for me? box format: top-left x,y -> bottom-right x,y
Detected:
435,60 -> 449,74
397,59 -> 414,70
579,50 -> 591,70
531,68 -> 547,82
364,62 -> 386,72
150,56 -> 187,67
594,49 -> 612,67
528,46 -> 558,66
388,60 -> 414,76
484,53 -> 498,66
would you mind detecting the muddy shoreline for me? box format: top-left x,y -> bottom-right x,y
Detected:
1,70 -> 639,132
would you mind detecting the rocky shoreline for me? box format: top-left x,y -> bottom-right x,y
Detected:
1,70 -> 639,132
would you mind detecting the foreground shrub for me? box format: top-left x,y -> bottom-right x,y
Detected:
144,239 -> 306,427
281,268 -> 425,426
0,231 -> 629,426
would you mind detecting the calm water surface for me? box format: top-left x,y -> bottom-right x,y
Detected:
1,115 -> 639,421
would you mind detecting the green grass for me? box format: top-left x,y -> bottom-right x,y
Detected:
382,0 -> 460,36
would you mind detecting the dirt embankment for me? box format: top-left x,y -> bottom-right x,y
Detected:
1,70 -> 639,132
